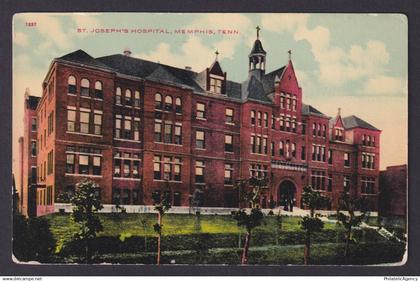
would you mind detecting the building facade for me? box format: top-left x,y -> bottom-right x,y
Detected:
20,30 -> 381,216
379,164 -> 407,218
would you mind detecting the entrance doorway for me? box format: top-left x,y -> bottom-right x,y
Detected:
278,180 -> 296,211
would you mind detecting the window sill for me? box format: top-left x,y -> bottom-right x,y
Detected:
113,177 -> 141,181
67,93 -> 77,96
225,151 -> 234,154
195,182 -> 206,185
113,138 -> 141,143
225,122 -> 235,126
196,117 -> 207,121
67,131 -> 103,138
93,98 -> 103,101
154,141 -> 183,147
195,148 -> 206,151
65,173 -> 103,178
153,179 -> 183,183
80,96 -> 91,99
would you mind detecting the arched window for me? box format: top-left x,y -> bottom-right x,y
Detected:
164,95 -> 173,111
155,93 -> 162,109
68,75 -> 76,94
80,78 -> 90,97
125,89 -> 132,106
134,90 -> 140,107
115,87 -> 122,105
94,81 -> 103,99
175,97 -> 182,114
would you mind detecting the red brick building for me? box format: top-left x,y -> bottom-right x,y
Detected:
379,164 -> 407,218
20,31 -> 381,216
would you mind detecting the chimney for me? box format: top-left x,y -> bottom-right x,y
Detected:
123,47 -> 132,56
185,66 -> 192,71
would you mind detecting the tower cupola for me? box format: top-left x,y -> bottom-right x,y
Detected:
249,26 -> 267,79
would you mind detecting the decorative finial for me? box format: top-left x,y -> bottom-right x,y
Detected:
256,26 -> 261,39
288,49 -> 292,61
215,50 -> 219,60
338,107 -> 341,116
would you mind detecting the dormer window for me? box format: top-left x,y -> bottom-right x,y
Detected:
210,78 -> 222,94
335,128 -> 344,141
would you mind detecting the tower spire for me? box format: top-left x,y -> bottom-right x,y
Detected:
256,25 -> 261,39
215,50 -> 219,61
288,49 -> 292,62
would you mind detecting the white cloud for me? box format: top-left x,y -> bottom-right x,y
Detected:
71,14 -> 101,38
362,75 -> 407,95
13,32 -> 28,46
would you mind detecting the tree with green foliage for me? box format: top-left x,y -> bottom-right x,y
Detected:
70,179 -> 103,264
232,177 -> 266,264
300,185 -> 330,265
152,191 -> 171,265
336,191 -> 367,258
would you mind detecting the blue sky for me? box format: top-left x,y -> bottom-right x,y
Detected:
12,13 -> 407,172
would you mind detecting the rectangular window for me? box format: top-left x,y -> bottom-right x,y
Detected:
271,114 -> 275,129
225,134 -> 233,152
154,121 -> 162,142
31,118 -> 37,132
31,140 -> 37,157
134,91 -> 141,107
67,109 -> 76,132
174,158 -> 181,181
154,156 -> 161,180
251,136 -> 256,153
124,117 -> 132,139
302,121 -> 306,135
280,118 -> 285,131
80,111 -> 90,134
251,110 -> 256,125
279,141 -> 284,156
174,124 -> 182,144
327,174 -> 332,192
123,159 -> 130,177
291,143 -> 296,158
257,111 -> 262,126
79,155 -> 89,174
195,160 -> 205,183
344,175 -> 350,192
133,118 -> 140,141
93,156 -> 101,175
163,157 -> 172,180
114,157 -> 121,177
311,171 -> 326,190
344,152 -> 350,167
263,113 -> 268,127
47,150 -> 53,175
66,154 -> 75,174
210,78 -> 222,94
196,102 -> 206,119
263,137 -> 268,154
226,108 -> 234,123
31,167 -> 37,183
196,130 -> 205,149
133,160 -> 140,178
115,116 -> 122,138
224,163 -> 233,185
271,142 -> 275,156
164,123 -> 173,143
285,118 -> 290,132
94,113 -> 102,135
328,149 -> 332,164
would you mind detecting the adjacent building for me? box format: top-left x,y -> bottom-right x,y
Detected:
379,164 -> 407,219
19,29 -> 381,216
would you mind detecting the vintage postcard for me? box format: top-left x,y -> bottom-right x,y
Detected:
11,13 -> 407,265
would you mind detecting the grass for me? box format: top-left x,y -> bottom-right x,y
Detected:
45,213 -> 342,246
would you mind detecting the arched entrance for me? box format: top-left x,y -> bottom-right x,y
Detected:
278,180 -> 296,211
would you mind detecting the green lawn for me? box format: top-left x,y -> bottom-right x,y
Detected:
45,213 -> 341,246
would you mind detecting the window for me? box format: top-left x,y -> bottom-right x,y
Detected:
291,118 -> 297,133
271,114 -> 275,129
164,123 -> 173,143
79,155 -> 89,174
263,112 -> 268,127
134,90 -> 140,107
285,118 -> 290,132
251,136 -> 256,153
115,116 -> 122,138
173,192 -> 181,206
291,143 -> 296,158
68,76 -> 76,94
80,111 -> 90,134
47,150 -> 53,175
154,156 -> 161,179
196,130 -> 205,149
123,117 -> 132,139
328,149 -> 332,164
285,141 -> 290,157
311,170 -> 326,190
362,153 -> 375,169
133,118 -> 140,141
335,128 -> 344,141
155,93 -> 162,109
163,157 -> 172,180
224,163 -> 233,185
174,123 -> 182,144
174,158 -> 181,181
94,81 -> 103,99
225,134 -> 233,152
301,145 -> 306,160
31,118 -> 37,132
94,112 -> 102,135
344,152 -> 350,167
263,137 -> 268,154
312,123 -> 316,136
210,78 -> 222,94
250,110 -> 256,125
116,87 -> 122,105
322,124 -> 326,138
175,97 -> 182,114
114,157 -> 121,177
361,177 -> 375,194
154,121 -> 162,142
93,156 -> 101,175
195,160 -> 205,183
312,144 -> 326,162
302,121 -> 306,135
279,141 -> 284,156
125,89 -> 132,106
123,159 -> 131,177
164,96 -> 173,111
292,98 -> 297,111
226,108 -> 234,124
271,142 -> 275,156
280,95 -> 285,109
48,111 -> 54,135
286,95 -> 291,110
327,174 -> 332,192
31,167 -> 37,183
133,160 -> 140,178
280,117 -> 285,131
67,108 -> 76,132
122,189 -> 130,205
196,102 -> 206,119
249,164 -> 268,178
257,111 -> 262,126
31,140 -> 37,157
344,175 -> 350,192
80,78 -> 90,97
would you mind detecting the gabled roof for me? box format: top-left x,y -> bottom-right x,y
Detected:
26,95 -> 40,110
342,115 -> 380,131
250,39 -> 266,55
208,60 -> 224,76
261,66 -> 286,94
302,103 -> 328,118
57,50 -> 111,70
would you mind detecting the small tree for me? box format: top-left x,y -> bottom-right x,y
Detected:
337,191 -> 367,258
152,191 -> 171,265
71,179 -> 103,264
300,185 -> 330,265
232,177 -> 266,265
